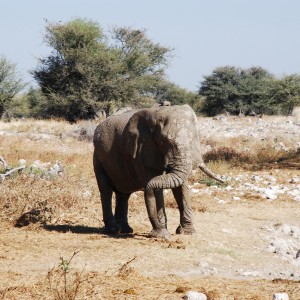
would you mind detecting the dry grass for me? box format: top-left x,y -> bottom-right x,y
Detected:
1,118 -> 300,299
203,145 -> 300,169
0,127 -> 99,229
0,116 -> 298,229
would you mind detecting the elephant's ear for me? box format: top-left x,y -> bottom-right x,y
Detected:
122,110 -> 163,170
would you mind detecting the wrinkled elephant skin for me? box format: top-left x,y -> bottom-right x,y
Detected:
93,104 -> 223,239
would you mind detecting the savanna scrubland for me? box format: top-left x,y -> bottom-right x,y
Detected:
0,114 -> 299,300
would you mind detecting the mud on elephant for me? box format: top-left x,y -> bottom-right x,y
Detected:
93,104 -> 224,240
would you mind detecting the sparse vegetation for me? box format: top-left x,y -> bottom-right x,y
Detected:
203,145 -> 300,169
47,251 -> 98,300
0,117 -> 299,299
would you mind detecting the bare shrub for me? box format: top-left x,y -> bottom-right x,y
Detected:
66,121 -> 97,142
47,252 -> 100,300
203,145 -> 300,169
204,146 -> 252,164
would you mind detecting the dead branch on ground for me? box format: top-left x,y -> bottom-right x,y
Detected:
0,156 -> 25,182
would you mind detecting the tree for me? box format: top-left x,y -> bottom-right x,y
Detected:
199,66 -> 240,116
151,81 -> 199,107
0,56 -> 26,117
110,27 -> 171,107
236,67 -> 275,114
270,74 -> 300,115
199,66 -> 276,116
32,19 -> 172,121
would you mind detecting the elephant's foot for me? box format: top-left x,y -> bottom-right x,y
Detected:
175,224 -> 196,235
149,228 -> 172,240
104,223 -> 122,234
104,221 -> 133,234
119,222 -> 133,234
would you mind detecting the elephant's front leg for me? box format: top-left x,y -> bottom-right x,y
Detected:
172,182 -> 196,235
115,192 -> 133,233
144,189 -> 171,240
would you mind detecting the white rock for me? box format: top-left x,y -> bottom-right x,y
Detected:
266,175 -> 277,182
287,189 -> 300,201
280,224 -> 292,235
163,189 -> 170,195
273,293 -> 289,300
268,244 -> 277,253
225,185 -> 233,191
264,188 -> 278,200
240,271 -> 261,277
191,188 -> 200,194
31,160 -> 51,170
18,159 -> 26,166
252,175 -> 262,182
82,191 -> 92,199
205,145 -> 212,152
48,161 -> 63,176
289,177 -> 299,184
217,199 -> 226,205
131,193 -> 138,200
182,291 -> 207,300
290,226 -> 300,238
278,142 -> 289,151
232,196 -> 241,201
269,239 -> 296,259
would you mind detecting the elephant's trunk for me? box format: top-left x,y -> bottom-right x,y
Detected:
146,158 -> 191,190
146,171 -> 185,190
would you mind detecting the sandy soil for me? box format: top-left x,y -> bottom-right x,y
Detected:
1,197 -> 300,299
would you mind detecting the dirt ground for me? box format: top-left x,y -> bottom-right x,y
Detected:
1,199 -> 300,299
0,117 -> 300,299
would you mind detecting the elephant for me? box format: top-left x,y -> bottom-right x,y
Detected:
93,104 -> 224,240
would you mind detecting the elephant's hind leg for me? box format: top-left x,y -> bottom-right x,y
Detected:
115,192 -> 133,233
172,183 -> 196,235
93,153 -> 120,234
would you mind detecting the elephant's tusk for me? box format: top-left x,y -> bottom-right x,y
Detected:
198,162 -> 225,183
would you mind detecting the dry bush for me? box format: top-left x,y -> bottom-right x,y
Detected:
66,121 -> 98,142
46,252 -> 100,300
0,119 -> 74,136
204,146 -> 252,164
0,125 -> 101,228
204,144 -> 300,169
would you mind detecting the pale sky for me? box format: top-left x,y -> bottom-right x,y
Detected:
1,0 -> 300,92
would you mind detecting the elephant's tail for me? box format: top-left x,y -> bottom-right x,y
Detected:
198,162 -> 225,183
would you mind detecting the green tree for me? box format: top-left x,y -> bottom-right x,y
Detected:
199,66 -> 240,116
199,66 -> 276,116
32,19 -> 172,122
0,56 -> 26,117
270,74 -> 300,115
237,67 -> 275,114
153,81 -> 199,107
25,87 -> 48,118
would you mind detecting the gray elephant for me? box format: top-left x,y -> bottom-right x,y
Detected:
93,104 -> 223,240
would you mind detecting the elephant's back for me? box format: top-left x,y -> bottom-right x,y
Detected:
93,110 -> 136,150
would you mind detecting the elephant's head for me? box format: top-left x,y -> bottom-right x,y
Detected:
122,104 -> 223,190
